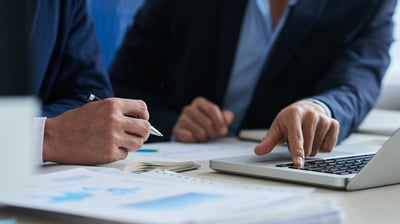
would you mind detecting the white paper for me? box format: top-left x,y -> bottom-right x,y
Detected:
1,168 -> 341,224
130,137 -> 258,161
132,134 -> 388,163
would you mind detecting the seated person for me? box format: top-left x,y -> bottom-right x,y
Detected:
110,0 -> 396,166
30,0 -> 150,165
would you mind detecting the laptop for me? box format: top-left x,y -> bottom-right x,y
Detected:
210,129 -> 400,191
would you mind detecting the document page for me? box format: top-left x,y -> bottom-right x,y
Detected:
1,168 -> 342,224
129,137 -> 258,162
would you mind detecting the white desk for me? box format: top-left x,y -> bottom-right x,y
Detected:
1,160 -> 400,224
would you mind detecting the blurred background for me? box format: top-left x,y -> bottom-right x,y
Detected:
87,0 -> 144,70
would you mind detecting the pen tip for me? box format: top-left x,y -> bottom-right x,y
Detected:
150,126 -> 163,137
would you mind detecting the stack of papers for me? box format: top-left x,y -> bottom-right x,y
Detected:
0,168 -> 342,224
100,159 -> 200,173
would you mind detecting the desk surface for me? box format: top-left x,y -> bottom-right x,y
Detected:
1,160 -> 399,224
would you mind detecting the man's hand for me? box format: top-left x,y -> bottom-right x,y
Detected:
173,97 -> 234,142
254,100 -> 339,167
43,98 -> 151,165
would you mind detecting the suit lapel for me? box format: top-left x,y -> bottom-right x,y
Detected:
252,0 -> 328,99
214,0 -> 248,105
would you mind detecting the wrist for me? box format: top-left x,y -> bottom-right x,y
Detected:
43,118 -> 56,162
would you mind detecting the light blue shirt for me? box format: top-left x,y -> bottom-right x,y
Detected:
223,0 -> 297,135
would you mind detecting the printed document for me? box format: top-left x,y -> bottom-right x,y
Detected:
0,168 -> 342,224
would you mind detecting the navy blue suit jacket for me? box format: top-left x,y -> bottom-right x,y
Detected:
29,0 -> 113,117
110,0 -> 396,142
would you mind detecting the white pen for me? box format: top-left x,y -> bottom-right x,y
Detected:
86,93 -> 163,137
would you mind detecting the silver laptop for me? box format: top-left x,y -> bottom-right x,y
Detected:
210,129 -> 400,191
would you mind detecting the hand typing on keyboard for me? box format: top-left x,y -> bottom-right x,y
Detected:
276,154 -> 374,175
254,100 -> 339,167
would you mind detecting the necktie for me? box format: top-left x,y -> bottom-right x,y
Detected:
269,0 -> 289,29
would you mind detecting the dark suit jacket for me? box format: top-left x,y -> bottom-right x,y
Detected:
110,0 -> 396,142
29,0 -> 113,117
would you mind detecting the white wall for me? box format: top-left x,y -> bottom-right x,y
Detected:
384,3 -> 400,83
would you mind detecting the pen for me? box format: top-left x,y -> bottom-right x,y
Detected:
86,93 -> 164,137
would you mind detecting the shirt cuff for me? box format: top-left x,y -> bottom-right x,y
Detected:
307,98 -> 332,118
34,117 -> 46,165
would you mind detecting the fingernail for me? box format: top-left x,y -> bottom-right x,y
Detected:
296,157 -> 304,167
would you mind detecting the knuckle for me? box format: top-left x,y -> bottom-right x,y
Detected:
288,133 -> 302,143
103,115 -> 121,131
208,103 -> 220,113
332,119 -> 340,130
103,98 -> 120,111
183,105 -> 194,114
286,105 -> 299,114
135,99 -> 148,111
192,98 -> 201,106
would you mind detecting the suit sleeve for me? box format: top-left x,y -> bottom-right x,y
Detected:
312,0 -> 396,142
42,0 -> 113,117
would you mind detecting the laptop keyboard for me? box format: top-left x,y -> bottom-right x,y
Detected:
276,154 -> 374,175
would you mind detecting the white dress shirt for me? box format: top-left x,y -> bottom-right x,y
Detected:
222,0 -> 297,135
222,0 -> 329,135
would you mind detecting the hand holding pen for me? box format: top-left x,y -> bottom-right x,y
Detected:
44,95 -> 158,165
87,94 -> 163,137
